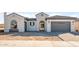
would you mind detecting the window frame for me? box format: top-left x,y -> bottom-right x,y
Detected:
30,21 -> 35,26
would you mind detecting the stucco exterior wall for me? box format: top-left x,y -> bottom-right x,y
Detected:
4,13 -> 9,32
36,18 -> 47,31
75,20 -> 79,32
27,21 -> 37,31
46,19 -> 75,32
4,13 -> 25,32
36,13 -> 48,31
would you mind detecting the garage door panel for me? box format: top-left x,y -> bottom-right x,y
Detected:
51,22 -> 70,32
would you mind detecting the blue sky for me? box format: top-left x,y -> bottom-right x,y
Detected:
0,12 -> 79,24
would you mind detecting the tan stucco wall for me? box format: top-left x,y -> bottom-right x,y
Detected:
75,20 -> 79,32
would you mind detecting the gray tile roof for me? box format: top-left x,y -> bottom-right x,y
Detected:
46,15 -> 78,20
25,18 -> 36,21
7,13 -> 79,21
7,13 -> 26,18
35,12 -> 49,16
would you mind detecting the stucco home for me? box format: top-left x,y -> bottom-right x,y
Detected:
4,12 -> 79,32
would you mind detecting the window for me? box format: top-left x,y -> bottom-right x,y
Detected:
41,24 -> 44,28
30,22 -> 35,26
11,20 -> 17,29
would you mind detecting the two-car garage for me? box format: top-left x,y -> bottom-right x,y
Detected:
46,15 -> 76,32
51,22 -> 71,32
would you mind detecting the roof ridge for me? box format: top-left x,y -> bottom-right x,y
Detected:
49,15 -> 78,18
7,13 -> 27,18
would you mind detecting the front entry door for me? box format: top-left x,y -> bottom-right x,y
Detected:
39,21 -> 45,31
25,22 -> 27,32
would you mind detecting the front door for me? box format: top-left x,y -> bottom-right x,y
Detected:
25,22 -> 27,32
39,21 -> 45,31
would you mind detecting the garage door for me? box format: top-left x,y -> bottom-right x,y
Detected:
51,22 -> 70,32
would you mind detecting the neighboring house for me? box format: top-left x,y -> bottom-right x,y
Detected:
4,12 -> 79,32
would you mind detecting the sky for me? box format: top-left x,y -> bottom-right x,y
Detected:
0,0 -> 79,24
1,12 -> 79,24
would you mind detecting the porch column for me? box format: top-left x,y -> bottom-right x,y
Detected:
71,21 -> 75,32
4,12 -> 9,32
47,20 -> 51,32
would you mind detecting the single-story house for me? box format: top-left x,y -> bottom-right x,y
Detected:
4,12 -> 79,32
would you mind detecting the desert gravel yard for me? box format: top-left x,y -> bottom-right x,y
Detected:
0,32 -> 79,47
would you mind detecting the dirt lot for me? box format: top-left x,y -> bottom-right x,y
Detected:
0,32 -> 62,41
0,32 -> 79,47
0,32 -> 78,41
